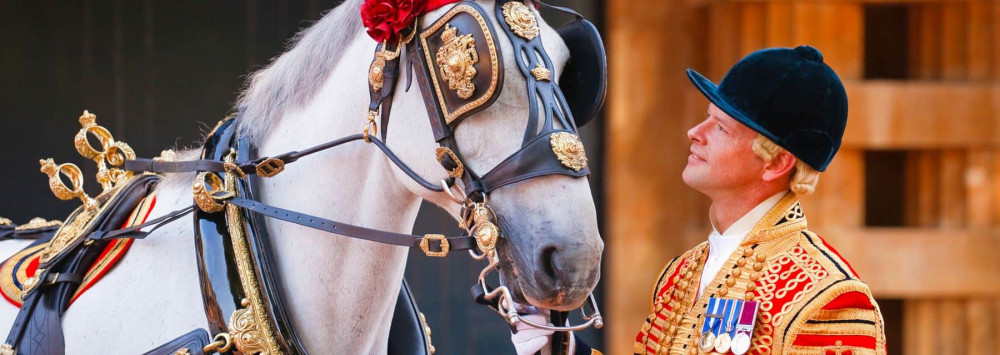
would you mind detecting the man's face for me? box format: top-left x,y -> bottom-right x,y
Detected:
682,103 -> 765,195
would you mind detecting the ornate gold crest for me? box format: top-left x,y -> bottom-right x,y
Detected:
531,63 -> 551,81
502,2 -> 539,40
369,44 -> 401,92
549,132 -> 588,172
471,205 -> 499,254
14,218 -> 62,231
436,24 -> 479,99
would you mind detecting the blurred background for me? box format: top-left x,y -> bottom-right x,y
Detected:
2,0 -> 999,354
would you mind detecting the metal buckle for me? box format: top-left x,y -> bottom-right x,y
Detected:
255,158 -> 285,178
224,162 -> 247,179
419,234 -> 450,257
193,172 -> 233,213
435,147 -> 464,178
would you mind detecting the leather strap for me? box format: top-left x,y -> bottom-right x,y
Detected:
94,195 -> 474,253
226,197 -> 475,252
121,134 -> 446,192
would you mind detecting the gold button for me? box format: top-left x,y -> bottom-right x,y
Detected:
732,269 -> 742,277
685,270 -> 694,279
753,262 -> 764,271
747,284 -> 757,291
750,272 -> 761,281
719,287 -> 729,297
726,278 -> 736,287
755,254 -> 766,262
737,258 -> 747,267
743,247 -> 754,256
745,292 -> 755,300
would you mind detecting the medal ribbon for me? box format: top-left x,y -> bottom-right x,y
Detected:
724,299 -> 742,338
702,297 -> 724,335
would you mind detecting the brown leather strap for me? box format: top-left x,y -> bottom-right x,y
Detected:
93,199 -> 474,253
121,134 -> 446,192
226,197 -> 475,252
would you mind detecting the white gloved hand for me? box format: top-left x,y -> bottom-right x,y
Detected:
510,304 -> 554,355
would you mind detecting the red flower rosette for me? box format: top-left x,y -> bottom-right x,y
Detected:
361,0 -> 427,43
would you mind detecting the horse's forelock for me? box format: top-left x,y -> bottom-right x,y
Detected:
234,0 -> 365,143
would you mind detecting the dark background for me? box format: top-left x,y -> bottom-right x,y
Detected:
0,0 -> 605,353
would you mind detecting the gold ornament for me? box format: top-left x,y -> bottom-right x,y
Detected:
436,24 -> 479,99
531,63 -> 551,81
549,132 -> 588,172
502,1 -> 539,40
419,312 -> 436,354
14,217 -> 62,231
229,299 -> 268,354
39,158 -> 95,209
73,110 -> 135,191
0,218 -> 11,227
369,43 -> 402,92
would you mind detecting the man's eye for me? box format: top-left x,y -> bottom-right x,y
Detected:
717,125 -> 726,133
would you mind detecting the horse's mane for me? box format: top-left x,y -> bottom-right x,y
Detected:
234,0 -> 365,143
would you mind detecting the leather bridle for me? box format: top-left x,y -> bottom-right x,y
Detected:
115,0 -> 607,341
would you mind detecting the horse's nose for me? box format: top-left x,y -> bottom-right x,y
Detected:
535,240 -> 600,290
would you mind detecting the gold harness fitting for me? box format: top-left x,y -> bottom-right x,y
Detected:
420,234 -> 450,257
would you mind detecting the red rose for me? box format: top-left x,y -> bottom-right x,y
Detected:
361,0 -> 428,43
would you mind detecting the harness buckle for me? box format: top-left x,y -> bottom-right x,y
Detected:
193,172 -> 233,213
419,234 -> 450,257
435,147 -> 464,178
255,158 -> 285,178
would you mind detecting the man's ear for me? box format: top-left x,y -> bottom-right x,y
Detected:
762,150 -> 797,183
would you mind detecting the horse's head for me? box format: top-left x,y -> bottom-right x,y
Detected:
388,0 -> 604,311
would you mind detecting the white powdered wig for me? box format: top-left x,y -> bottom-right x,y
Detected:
235,0 -> 365,143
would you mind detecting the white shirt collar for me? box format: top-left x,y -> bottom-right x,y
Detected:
709,191 -> 787,240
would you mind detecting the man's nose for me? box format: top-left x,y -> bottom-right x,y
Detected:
687,121 -> 706,144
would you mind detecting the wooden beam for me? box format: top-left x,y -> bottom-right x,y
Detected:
820,228 -> 1000,297
843,81 -> 1000,148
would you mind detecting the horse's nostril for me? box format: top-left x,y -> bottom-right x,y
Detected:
539,245 -> 560,283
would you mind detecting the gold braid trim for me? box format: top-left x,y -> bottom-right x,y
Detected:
785,345 -> 879,355
806,308 -> 878,324
780,280 -> 887,355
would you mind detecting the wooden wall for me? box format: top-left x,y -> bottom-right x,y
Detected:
606,1 -> 1000,354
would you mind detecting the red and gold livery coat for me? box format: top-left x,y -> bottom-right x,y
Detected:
634,194 -> 887,355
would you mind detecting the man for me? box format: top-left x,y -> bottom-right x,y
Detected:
513,46 -> 887,355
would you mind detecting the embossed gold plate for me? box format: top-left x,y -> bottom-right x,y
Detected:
501,1 -> 539,40
549,132 -> 588,172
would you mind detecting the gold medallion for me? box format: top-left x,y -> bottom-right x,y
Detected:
549,132 -> 588,171
436,24 -> 479,99
501,1 -> 539,40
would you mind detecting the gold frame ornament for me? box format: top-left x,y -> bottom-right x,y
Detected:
549,132 -> 588,172
436,24 -> 479,99
501,1 -> 539,40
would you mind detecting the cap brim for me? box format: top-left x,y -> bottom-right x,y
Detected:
685,68 -> 783,146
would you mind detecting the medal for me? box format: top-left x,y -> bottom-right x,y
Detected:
699,297 -> 724,352
698,331 -> 716,352
731,300 -> 759,355
715,299 -> 741,353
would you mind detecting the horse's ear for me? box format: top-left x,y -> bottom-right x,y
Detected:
557,18 -> 606,127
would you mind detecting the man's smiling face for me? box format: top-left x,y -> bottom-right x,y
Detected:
682,103 -> 766,196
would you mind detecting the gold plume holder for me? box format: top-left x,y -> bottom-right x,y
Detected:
39,110 -> 136,208
27,111 -> 138,283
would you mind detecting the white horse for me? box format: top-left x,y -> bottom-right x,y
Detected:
0,0 -> 603,353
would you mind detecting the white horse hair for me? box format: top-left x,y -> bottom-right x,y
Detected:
0,0 -> 603,353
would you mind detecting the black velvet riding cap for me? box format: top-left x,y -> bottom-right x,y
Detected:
686,46 -> 848,172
